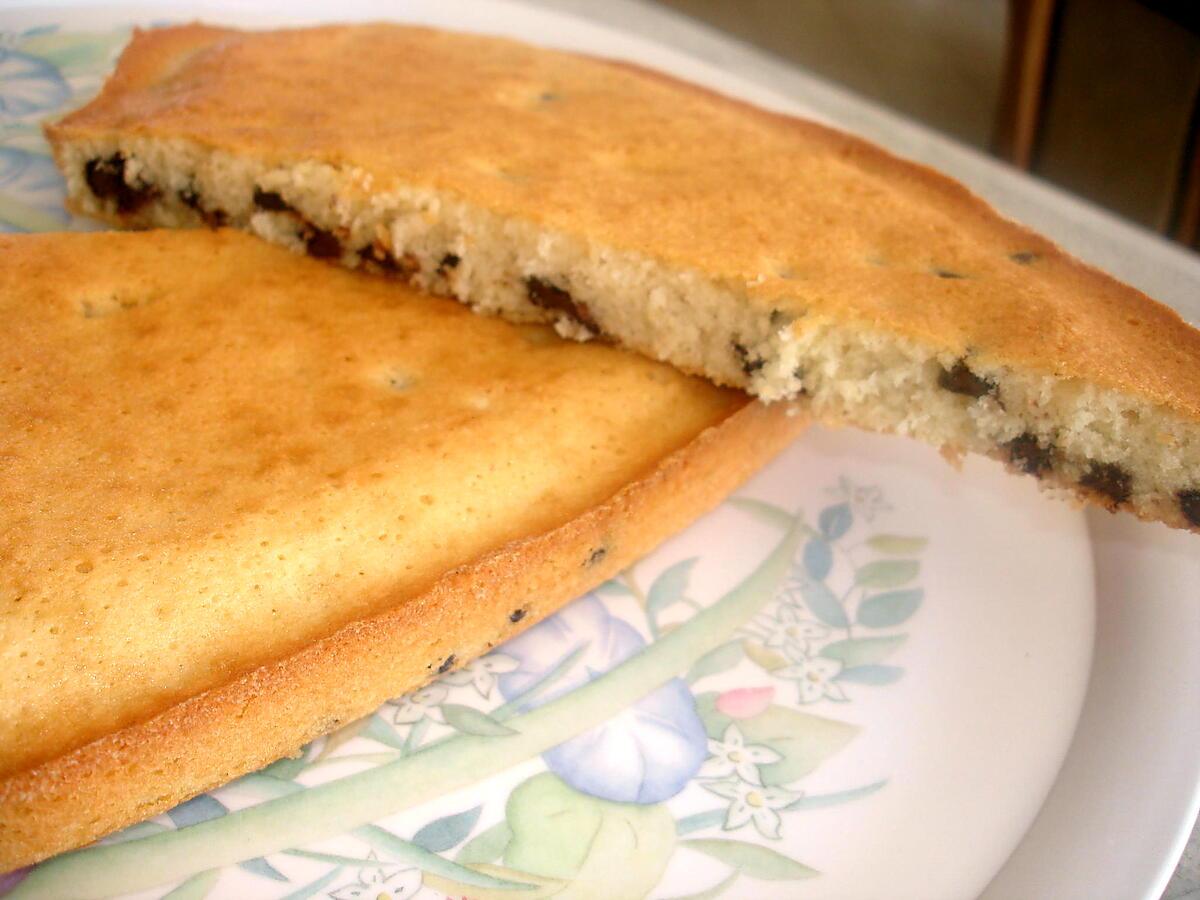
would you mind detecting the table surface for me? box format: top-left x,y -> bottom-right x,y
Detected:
523,1 -> 1200,897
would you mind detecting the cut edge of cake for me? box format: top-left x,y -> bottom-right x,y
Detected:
46,128 -> 1200,534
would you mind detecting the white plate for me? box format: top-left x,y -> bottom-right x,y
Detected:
0,3 -> 1197,898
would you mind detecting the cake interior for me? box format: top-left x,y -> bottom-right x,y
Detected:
58,140 -> 1200,531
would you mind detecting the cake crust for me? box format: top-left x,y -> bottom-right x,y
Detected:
0,228 -> 805,867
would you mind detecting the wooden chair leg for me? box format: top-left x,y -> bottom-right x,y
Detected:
1174,99 -> 1200,247
994,0 -> 1060,169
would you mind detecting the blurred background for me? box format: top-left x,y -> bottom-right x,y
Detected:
654,0 -> 1200,251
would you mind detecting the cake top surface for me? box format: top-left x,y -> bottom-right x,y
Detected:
0,227 -> 741,777
48,23 -> 1200,420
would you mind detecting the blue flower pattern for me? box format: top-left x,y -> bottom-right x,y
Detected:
498,596 -> 708,803
0,25 -> 128,232
0,147 -> 68,231
0,47 -> 69,116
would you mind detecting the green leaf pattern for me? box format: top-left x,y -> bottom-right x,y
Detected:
681,838 -> 819,881
410,806 -> 482,853
669,476 -> 930,868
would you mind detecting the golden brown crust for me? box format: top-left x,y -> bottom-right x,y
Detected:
0,400 -> 803,870
45,23 -> 1200,421
0,227 -> 755,778
593,64 -> 1200,425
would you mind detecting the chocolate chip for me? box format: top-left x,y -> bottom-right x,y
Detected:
85,156 -> 123,200
436,654 -> 456,674
178,190 -> 226,228
1178,490 -> 1200,527
253,188 -> 291,212
1080,463 -> 1132,506
509,608 -> 527,623
359,244 -> 418,279
933,268 -> 967,279
305,228 -> 342,259
790,366 -> 810,396
587,547 -> 607,566
84,154 -> 155,213
1006,432 -> 1053,477
118,184 -> 155,213
359,243 -> 397,272
439,253 -> 461,272
938,361 -> 996,398
179,189 -> 213,223
1010,251 -> 1039,265
791,366 -> 810,391
397,253 -> 421,279
731,341 -> 765,376
526,277 -> 597,330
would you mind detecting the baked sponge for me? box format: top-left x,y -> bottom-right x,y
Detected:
45,23 -> 1200,532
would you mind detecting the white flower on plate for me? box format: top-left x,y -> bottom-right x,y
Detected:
701,779 -> 802,839
775,656 -> 848,704
699,724 -> 782,786
442,652 -> 519,698
828,475 -> 891,523
391,684 -> 448,725
761,604 -> 829,658
328,855 -> 423,900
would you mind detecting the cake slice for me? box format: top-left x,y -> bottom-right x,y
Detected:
0,228 -> 802,869
43,23 -> 1200,532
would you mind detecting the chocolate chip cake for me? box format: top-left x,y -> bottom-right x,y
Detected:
0,228 -> 803,868
44,24 -> 1200,532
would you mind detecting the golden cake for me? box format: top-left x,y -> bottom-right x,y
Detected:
44,23 -> 1200,533
0,228 -> 803,868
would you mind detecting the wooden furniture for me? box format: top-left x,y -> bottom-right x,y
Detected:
995,0 -> 1200,248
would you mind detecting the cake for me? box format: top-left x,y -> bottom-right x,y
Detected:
43,23 -> 1200,533
0,228 -> 803,868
